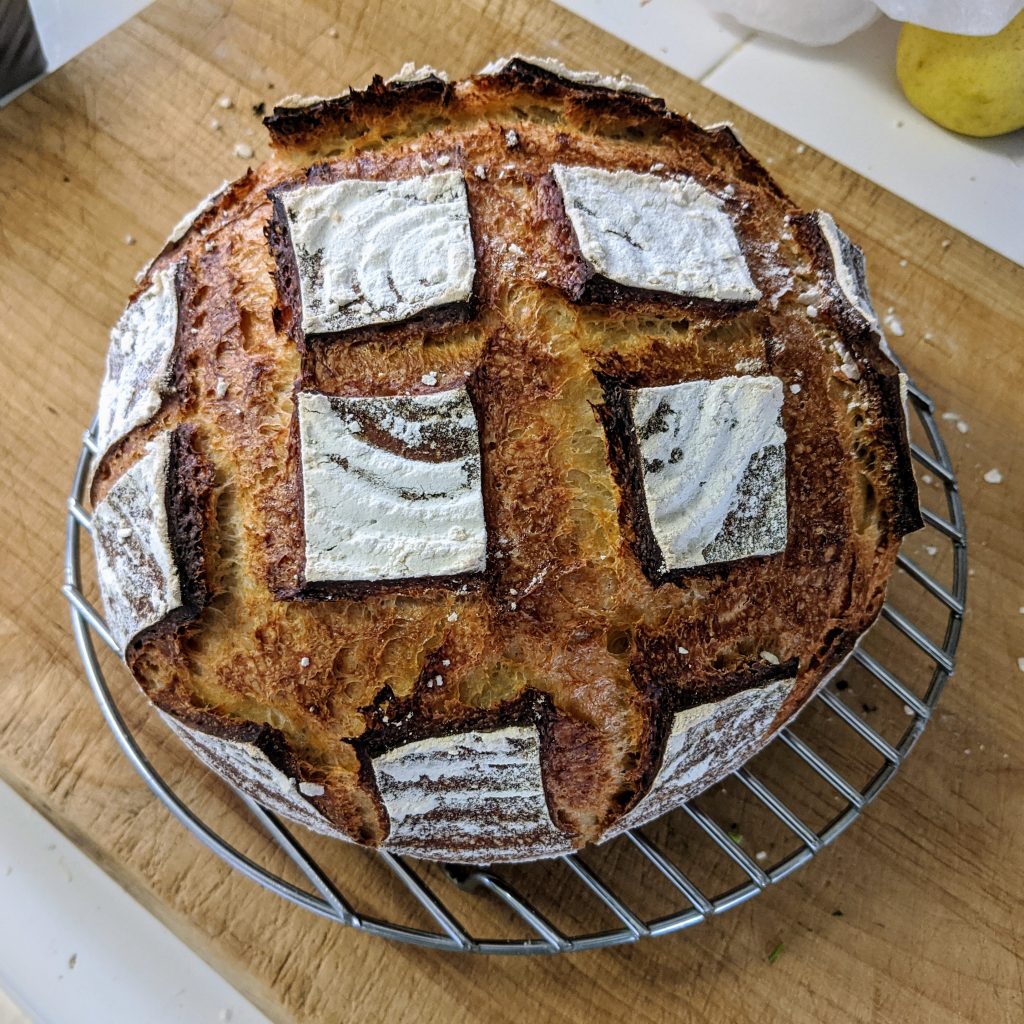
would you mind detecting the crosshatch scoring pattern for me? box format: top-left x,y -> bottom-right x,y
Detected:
64,378 -> 964,952
82,62 -> 925,866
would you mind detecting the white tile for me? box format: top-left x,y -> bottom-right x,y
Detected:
702,16 -> 1024,266
28,0 -> 152,71
0,782 -> 270,1024
554,0 -> 749,81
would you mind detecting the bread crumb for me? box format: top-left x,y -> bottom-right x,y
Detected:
233,142 -> 254,159
436,153 -> 451,166
215,376 -> 228,398
298,781 -> 324,797
899,258 -> 908,267
805,304 -> 818,318
983,468 -> 1003,484
435,675 -> 444,686
421,371 -> 438,386
447,612 -> 458,622
755,850 -> 768,861
650,161 -> 665,171
790,383 -> 801,394
924,545 -> 938,557
760,651 -> 780,665
442,658 -> 451,666
795,143 -> 806,154
117,527 -> 132,541
327,26 -> 338,37
299,656 -> 310,668
941,411 -> 961,421
941,239 -> 951,248
904,704 -> 915,716
124,234 -> 135,246
474,164 -> 487,180
678,646 -> 689,655
210,118 -> 221,131
505,128 -> 519,148
956,420 -> 969,434
883,314 -> 904,337
509,601 -> 517,610
921,473 -> 934,485
218,95 -> 233,109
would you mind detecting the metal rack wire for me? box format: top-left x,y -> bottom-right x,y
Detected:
62,379 -> 966,954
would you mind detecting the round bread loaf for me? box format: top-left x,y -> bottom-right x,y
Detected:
88,57 -> 921,864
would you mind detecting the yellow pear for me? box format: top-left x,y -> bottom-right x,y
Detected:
897,11 -> 1024,137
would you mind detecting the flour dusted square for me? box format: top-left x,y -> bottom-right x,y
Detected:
631,375 -> 787,570
279,170 -> 476,336
95,265 -> 180,457
297,386 -> 487,583
373,726 -> 574,861
605,677 -> 795,837
552,164 -> 760,303
92,431 -> 182,653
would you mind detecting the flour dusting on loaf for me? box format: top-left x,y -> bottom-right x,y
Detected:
552,164 -> 760,303
630,375 -> 787,571
95,265 -> 180,458
88,57 -> 920,863
297,386 -> 487,586
373,726 -> 574,861
606,676 -> 796,838
276,170 -> 475,336
92,431 -> 181,652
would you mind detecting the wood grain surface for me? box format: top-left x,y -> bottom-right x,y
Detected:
1,2 -> 1021,1022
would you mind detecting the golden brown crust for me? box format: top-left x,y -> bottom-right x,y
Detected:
92,60 -> 919,862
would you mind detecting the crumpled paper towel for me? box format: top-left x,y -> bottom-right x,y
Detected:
697,0 -> 1024,44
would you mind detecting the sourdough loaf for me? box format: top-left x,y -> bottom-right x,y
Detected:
88,57 -> 920,863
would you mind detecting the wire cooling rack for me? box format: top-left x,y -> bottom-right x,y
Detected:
62,378 -> 965,954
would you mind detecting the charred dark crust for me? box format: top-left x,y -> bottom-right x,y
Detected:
266,190 -> 305,348
876,373 -> 924,537
702,124 -> 788,200
596,374 -> 666,584
578,274 -> 758,319
792,212 -> 922,539
264,74 -> 452,146
125,424 -> 214,660
483,58 -> 666,108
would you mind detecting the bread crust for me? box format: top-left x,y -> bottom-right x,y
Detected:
90,58 -> 920,863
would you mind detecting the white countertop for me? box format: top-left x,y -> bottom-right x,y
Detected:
4,1 -> 1021,1021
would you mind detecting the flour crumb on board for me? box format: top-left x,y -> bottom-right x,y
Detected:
983,468 -> 1003,484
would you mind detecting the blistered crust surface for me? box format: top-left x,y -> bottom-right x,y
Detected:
91,60 -> 920,863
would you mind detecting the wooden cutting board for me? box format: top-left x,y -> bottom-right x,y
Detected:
1,2 -> 1021,1021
